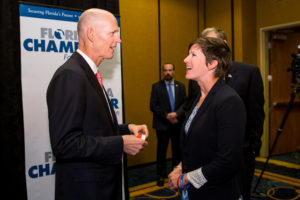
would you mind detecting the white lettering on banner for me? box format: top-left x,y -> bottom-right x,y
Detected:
62,12 -> 74,18
45,10 -> 60,17
28,8 -> 45,15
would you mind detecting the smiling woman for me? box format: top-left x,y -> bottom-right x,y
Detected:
184,37 -> 231,82
168,37 -> 246,199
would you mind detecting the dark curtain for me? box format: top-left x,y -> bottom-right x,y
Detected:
0,0 -> 121,199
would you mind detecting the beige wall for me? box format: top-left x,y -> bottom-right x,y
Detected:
119,0 -> 198,166
205,0 -> 233,50
160,0 -> 198,86
256,0 -> 300,64
257,0 -> 300,28
233,0 -> 257,64
241,0 -> 257,65
205,0 -> 257,64
119,0 -> 159,166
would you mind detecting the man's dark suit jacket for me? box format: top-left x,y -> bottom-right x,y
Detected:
227,62 -> 265,155
47,52 -> 129,200
150,80 -> 186,131
181,78 -> 246,199
186,62 -> 265,155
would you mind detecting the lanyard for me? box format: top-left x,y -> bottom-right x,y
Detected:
180,173 -> 190,200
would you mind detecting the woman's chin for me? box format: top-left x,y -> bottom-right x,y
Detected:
185,74 -> 193,80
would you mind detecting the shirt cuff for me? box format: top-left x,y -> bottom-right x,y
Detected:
187,167 -> 207,189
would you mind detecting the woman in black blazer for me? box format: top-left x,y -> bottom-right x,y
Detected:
168,37 -> 246,199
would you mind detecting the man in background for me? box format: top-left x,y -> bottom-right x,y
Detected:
150,63 -> 186,186
47,8 -> 148,200
186,27 -> 265,200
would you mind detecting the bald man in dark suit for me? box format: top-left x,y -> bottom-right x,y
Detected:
47,8 -> 148,200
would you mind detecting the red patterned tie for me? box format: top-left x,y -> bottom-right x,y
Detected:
96,71 -> 103,88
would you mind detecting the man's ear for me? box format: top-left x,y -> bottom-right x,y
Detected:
208,60 -> 218,71
86,26 -> 94,43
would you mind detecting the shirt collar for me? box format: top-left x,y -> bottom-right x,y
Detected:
164,79 -> 174,85
77,49 -> 98,74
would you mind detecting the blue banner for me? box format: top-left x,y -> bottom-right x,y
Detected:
19,4 -> 82,22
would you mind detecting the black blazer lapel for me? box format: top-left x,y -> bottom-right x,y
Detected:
185,78 -> 224,136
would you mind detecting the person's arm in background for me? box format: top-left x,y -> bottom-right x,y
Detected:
245,67 -> 265,156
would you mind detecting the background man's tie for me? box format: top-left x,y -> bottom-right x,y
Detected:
167,83 -> 175,112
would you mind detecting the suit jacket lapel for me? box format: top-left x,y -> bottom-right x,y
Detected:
174,81 -> 179,108
227,63 -> 238,86
102,87 -> 119,129
160,80 -> 172,111
74,52 -> 117,129
185,78 -> 224,136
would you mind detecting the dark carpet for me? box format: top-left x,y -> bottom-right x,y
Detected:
127,152 -> 300,200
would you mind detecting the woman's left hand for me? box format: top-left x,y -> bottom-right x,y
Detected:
168,168 -> 182,191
